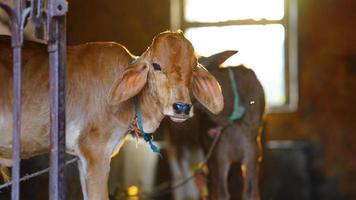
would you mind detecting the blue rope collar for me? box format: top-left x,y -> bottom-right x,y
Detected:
129,96 -> 161,155
227,68 -> 245,122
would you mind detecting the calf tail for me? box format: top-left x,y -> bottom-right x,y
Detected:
0,165 -> 10,183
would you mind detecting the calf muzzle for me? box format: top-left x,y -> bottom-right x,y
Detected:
173,102 -> 192,115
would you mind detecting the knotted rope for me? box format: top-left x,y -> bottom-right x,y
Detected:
129,96 -> 160,155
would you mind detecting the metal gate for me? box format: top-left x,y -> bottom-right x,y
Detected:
0,0 -> 68,199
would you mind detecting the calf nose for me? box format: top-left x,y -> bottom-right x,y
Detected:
173,102 -> 192,115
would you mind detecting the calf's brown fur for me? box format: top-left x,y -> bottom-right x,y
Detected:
163,51 -> 265,200
0,31 -> 224,200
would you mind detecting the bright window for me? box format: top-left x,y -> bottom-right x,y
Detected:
185,0 -> 284,22
171,0 -> 298,112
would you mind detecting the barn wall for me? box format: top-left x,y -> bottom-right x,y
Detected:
267,0 -> 356,198
66,0 -> 356,199
67,0 -> 170,54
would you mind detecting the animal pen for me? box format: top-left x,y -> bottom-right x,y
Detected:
0,0 -> 68,199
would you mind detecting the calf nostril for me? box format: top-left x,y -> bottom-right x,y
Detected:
183,104 -> 191,115
173,102 -> 192,115
173,103 -> 183,114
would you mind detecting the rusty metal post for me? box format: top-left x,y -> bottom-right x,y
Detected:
47,0 -> 68,199
0,0 -> 29,199
11,46 -> 21,200
0,3 -> 28,200
11,32 -> 22,200
11,1 -> 23,198
11,2 -> 31,199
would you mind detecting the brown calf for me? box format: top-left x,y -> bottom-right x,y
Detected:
0,31 -> 224,200
162,51 -> 265,200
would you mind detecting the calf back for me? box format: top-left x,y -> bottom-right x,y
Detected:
0,35 -> 132,160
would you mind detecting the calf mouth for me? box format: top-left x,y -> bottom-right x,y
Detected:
169,115 -> 190,123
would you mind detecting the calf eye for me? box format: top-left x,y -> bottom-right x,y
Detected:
152,63 -> 161,71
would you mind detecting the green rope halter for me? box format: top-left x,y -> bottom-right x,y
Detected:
227,68 -> 245,122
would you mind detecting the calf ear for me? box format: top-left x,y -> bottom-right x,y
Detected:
192,64 -> 224,114
198,50 -> 238,68
108,62 -> 149,105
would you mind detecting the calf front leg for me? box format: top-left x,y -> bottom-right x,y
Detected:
208,139 -> 231,200
166,146 -> 185,200
179,148 -> 200,200
167,146 -> 199,200
78,151 -> 111,200
77,125 -> 112,200
241,141 -> 261,200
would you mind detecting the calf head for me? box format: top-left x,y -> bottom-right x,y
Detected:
109,31 -> 224,122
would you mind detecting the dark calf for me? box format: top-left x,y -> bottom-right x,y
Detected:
161,50 -> 266,200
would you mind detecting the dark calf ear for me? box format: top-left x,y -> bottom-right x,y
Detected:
198,50 -> 238,68
108,62 -> 149,105
192,64 -> 224,114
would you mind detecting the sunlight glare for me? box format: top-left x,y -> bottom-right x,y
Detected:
185,24 -> 286,107
185,0 -> 284,22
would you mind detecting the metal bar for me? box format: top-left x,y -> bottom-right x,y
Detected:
11,0 -> 24,199
11,46 -> 21,200
57,15 -> 66,200
0,158 -> 78,191
48,34 -> 61,200
47,0 -> 67,197
48,22 -> 64,200
45,0 -> 67,199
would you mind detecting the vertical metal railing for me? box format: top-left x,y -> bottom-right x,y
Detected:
0,0 -> 67,199
10,0 -> 23,198
47,0 -> 67,198
0,1 -> 29,200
